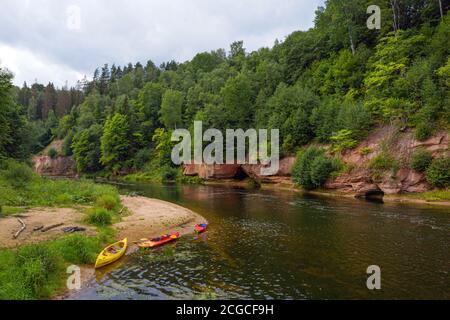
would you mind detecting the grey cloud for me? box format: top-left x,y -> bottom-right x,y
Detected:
0,0 -> 324,86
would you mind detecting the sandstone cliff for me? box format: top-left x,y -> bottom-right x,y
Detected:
183,126 -> 449,196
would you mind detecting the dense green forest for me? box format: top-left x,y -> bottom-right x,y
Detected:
1,0 -> 449,182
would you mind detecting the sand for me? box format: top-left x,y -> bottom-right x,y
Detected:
115,195 -> 206,241
0,207 -> 96,248
0,196 -> 206,249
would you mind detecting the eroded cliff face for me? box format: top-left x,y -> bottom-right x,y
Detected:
183,126 -> 449,196
326,127 -> 448,195
33,156 -> 77,177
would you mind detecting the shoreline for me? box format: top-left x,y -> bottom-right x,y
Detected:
56,195 -> 207,300
203,179 -> 450,207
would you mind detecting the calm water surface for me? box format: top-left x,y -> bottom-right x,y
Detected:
71,183 -> 450,300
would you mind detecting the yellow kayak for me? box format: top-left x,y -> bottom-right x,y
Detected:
95,238 -> 128,269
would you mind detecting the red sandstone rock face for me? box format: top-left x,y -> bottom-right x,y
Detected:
183,156 -> 296,180
182,128 -> 448,195
33,156 -> 76,177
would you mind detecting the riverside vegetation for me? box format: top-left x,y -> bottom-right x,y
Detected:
0,160 -> 121,299
1,2 -> 447,188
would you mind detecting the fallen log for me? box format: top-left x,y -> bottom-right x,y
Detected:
33,225 -> 44,232
41,223 -> 64,232
13,218 -> 26,239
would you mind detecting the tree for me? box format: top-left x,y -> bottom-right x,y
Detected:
99,64 -> 110,94
100,113 -> 130,170
72,124 -> 103,172
221,72 -> 255,128
160,89 -> 183,129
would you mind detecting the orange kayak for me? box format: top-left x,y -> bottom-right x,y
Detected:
137,232 -> 180,249
195,224 -> 208,234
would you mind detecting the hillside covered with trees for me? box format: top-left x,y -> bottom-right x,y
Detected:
1,0 -> 449,189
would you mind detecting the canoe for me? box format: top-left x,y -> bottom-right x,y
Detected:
137,232 -> 180,249
195,223 -> 208,234
95,238 -> 128,269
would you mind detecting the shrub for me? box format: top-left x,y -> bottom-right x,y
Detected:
95,194 -> 120,211
47,148 -> 58,159
359,147 -> 372,156
293,147 -> 334,189
1,161 -> 35,188
133,148 -> 152,170
310,156 -> 334,188
161,166 -> 178,182
426,157 -> 450,188
330,129 -> 358,153
369,152 -> 397,171
411,149 -> 433,172
85,208 -> 113,226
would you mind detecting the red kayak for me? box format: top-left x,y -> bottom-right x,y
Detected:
137,232 -> 180,249
195,224 -> 208,234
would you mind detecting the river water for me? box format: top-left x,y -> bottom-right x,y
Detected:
70,183 -> 450,300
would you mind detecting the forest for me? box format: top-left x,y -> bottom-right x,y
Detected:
1,0 -> 449,187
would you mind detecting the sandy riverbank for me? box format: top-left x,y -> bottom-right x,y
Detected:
0,196 -> 206,249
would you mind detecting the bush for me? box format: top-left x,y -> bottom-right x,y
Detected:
95,194 -> 120,211
369,152 -> 397,172
1,161 -> 35,188
426,157 -> 450,188
85,208 -> 113,226
161,166 -> 178,182
47,148 -> 58,159
133,148 -> 152,170
411,149 -> 433,172
310,156 -> 334,187
292,147 -> 334,190
330,129 -> 358,153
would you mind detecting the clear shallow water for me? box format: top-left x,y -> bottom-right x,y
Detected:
71,183 -> 450,300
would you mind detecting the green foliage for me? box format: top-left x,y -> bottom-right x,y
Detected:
100,113 -> 130,170
426,157 -> 450,188
0,166 -> 119,207
47,148 -> 57,159
160,89 -> 184,129
0,232 -> 114,299
0,160 -> 35,188
369,150 -> 398,178
330,129 -> 358,153
265,84 -> 318,153
5,2 -> 448,181
95,194 -> 120,211
54,234 -> 98,264
85,207 -> 113,226
72,125 -> 103,172
292,147 -> 336,190
411,149 -> 433,172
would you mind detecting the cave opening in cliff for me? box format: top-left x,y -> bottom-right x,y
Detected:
234,167 -> 250,180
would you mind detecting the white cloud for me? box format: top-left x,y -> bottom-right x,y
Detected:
0,0 -> 325,87
0,44 -> 84,87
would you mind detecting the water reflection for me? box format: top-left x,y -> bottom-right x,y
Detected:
71,183 -> 450,300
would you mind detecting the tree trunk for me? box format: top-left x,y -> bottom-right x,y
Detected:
348,27 -> 356,55
390,0 -> 399,31
438,0 -> 444,20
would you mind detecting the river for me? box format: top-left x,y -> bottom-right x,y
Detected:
69,183 -> 450,300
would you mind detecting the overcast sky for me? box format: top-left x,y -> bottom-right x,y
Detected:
0,0 -> 324,87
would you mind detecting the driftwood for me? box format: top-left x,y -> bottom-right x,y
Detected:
33,225 -> 44,232
62,226 -> 86,233
13,218 -> 26,239
41,223 -> 64,232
